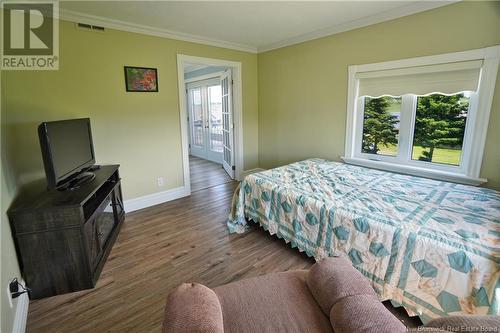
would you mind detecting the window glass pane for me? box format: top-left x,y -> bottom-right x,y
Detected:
191,88 -> 203,146
208,85 -> 223,152
362,96 -> 401,156
412,93 -> 469,166
192,88 -> 202,121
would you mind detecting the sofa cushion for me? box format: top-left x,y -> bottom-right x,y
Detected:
214,270 -> 333,333
163,283 -> 224,333
306,256 -> 376,314
425,315 -> 500,332
330,294 -> 407,333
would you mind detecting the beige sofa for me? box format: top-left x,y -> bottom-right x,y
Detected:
163,256 -> 499,333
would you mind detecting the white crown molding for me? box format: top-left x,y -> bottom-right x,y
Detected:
124,186 -> 190,213
59,8 -> 258,54
257,1 -> 459,53
60,2 -> 458,55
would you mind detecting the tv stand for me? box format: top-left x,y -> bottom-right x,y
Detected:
58,171 -> 96,191
8,165 -> 124,299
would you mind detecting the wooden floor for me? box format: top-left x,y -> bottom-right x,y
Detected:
27,180 -> 421,332
189,155 -> 233,192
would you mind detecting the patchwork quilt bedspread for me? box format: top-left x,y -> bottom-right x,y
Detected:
228,159 -> 500,321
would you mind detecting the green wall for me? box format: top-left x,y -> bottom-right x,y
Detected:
1,19 -> 258,332
1,131 -> 22,333
257,1 -> 500,190
1,69 -> 23,333
3,20 -> 259,201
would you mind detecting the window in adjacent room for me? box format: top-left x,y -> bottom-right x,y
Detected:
344,46 -> 500,185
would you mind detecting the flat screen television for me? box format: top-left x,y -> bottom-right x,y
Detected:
38,118 -> 96,190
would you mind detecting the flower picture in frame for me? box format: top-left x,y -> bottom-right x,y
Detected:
124,66 -> 158,92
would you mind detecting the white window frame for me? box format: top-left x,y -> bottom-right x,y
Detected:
343,46 -> 500,186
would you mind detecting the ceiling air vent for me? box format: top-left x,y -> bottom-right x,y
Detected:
76,23 -> 106,33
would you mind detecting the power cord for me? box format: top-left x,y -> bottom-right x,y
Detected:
9,278 -> 31,299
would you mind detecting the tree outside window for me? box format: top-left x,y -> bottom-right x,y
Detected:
361,96 -> 400,156
412,94 -> 469,165
361,93 -> 469,166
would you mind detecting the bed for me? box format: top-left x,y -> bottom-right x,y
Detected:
228,158 -> 500,321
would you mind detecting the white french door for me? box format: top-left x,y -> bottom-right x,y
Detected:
187,78 -> 225,164
220,69 -> 235,179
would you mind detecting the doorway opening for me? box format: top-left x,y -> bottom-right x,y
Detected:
186,77 -> 224,164
177,55 -> 243,194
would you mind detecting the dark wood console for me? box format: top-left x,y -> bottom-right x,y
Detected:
8,165 -> 124,299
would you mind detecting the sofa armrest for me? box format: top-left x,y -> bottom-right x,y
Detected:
425,315 -> 500,332
330,294 -> 407,333
163,283 -> 224,333
306,256 -> 377,314
307,256 -> 406,333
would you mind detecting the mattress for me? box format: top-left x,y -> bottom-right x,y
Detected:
228,158 -> 500,321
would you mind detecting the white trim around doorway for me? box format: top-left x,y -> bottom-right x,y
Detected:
176,54 -> 244,196
184,71 -> 225,84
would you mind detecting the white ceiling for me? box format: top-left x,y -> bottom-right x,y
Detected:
60,1 -> 456,53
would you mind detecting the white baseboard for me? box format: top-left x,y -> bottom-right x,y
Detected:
242,168 -> 266,178
12,287 -> 29,333
124,186 -> 190,213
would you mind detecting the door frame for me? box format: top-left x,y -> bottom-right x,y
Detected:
177,54 -> 244,194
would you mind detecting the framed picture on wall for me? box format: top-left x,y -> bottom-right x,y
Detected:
124,66 -> 158,92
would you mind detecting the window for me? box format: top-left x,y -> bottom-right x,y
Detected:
360,93 -> 470,167
191,87 -> 203,146
411,93 -> 469,166
208,84 -> 223,152
361,96 -> 401,157
344,46 -> 500,185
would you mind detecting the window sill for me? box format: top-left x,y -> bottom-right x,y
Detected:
341,157 -> 487,186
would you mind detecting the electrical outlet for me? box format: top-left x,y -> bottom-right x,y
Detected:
157,177 -> 165,187
6,284 -> 13,308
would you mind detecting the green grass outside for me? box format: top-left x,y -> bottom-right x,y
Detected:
377,144 -> 462,166
386,98 -> 402,114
